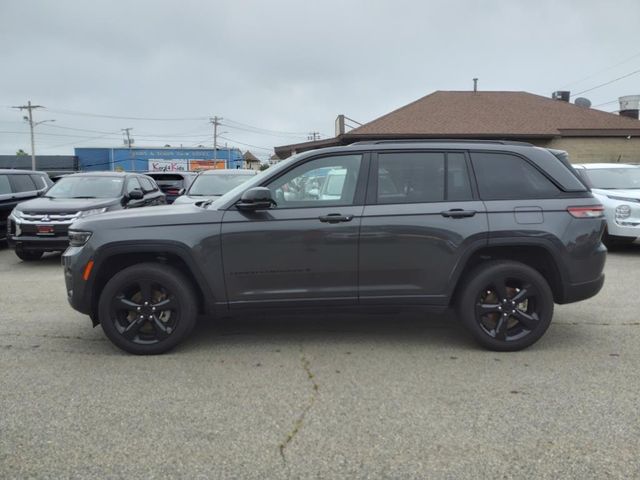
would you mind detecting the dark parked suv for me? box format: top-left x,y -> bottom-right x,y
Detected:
8,171 -> 165,260
63,141 -> 606,354
1,169 -> 52,242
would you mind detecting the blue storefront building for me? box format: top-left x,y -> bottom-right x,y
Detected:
74,146 -> 244,172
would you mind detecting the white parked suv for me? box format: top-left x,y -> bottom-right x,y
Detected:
573,163 -> 640,246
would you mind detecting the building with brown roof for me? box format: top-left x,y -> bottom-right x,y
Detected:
242,150 -> 262,171
275,91 -> 640,163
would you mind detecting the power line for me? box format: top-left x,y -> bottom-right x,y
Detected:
560,50 -> 640,89
571,68 -> 640,97
218,135 -> 273,152
44,107 -> 209,122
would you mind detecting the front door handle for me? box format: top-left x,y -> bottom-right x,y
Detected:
318,213 -> 354,223
441,209 -> 476,218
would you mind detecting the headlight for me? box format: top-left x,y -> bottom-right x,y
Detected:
68,230 -> 92,247
78,208 -> 108,218
615,205 -> 631,219
10,209 -> 23,220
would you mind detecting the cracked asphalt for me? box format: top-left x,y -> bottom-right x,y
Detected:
1,246 -> 639,479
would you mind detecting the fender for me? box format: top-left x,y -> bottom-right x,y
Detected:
445,236 -> 569,302
89,240 -> 221,318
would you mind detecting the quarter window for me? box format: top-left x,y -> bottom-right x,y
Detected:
139,177 -> 156,192
471,153 -> 560,200
11,174 -> 37,193
268,155 -> 362,208
126,177 -> 143,194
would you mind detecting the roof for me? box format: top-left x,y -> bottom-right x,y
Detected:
275,90 -> 640,158
348,91 -> 640,137
243,151 -> 260,162
66,171 -> 131,177
573,163 -> 640,169
0,169 -> 49,174
199,169 -> 257,176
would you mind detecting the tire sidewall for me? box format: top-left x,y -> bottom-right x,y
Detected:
457,261 -> 554,351
98,263 -> 197,355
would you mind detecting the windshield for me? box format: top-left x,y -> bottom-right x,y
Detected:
45,176 -> 124,198
584,168 -> 640,189
189,173 -> 254,196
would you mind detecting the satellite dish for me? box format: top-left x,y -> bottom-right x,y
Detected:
574,97 -> 592,108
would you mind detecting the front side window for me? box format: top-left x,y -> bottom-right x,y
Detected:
471,152 -> 560,200
375,152 -> 473,204
138,177 -> 156,192
268,155 -> 362,208
190,173 -> 254,196
126,177 -> 142,194
11,174 -> 37,193
46,176 -> 124,199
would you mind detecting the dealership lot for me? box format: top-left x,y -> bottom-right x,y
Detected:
1,247 -> 639,479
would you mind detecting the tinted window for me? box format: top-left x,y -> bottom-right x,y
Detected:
126,177 -> 142,194
30,174 -> 46,189
582,168 -> 640,190
138,177 -> 156,192
471,153 -> 560,200
11,174 -> 37,193
189,173 -> 254,196
268,155 -> 362,208
376,152 -> 472,204
0,175 -> 11,195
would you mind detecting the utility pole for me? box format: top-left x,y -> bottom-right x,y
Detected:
12,101 -> 43,170
122,128 -> 134,171
308,131 -> 320,141
210,116 -> 223,167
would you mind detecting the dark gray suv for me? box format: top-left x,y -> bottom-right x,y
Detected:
62,141 -> 606,354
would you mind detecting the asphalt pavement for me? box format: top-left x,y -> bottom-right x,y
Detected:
0,246 -> 639,479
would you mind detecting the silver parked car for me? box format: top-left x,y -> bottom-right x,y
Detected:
573,163 -> 640,246
173,169 -> 257,205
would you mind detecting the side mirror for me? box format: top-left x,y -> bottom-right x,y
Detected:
236,187 -> 276,211
128,189 -> 144,200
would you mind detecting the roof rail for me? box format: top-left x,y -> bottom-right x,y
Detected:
348,139 -> 534,147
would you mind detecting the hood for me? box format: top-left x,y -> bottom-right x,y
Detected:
173,194 -> 221,205
72,203 -> 224,231
14,196 -> 120,213
591,188 -> 640,200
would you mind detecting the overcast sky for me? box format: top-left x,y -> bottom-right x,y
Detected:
1,0 -> 640,160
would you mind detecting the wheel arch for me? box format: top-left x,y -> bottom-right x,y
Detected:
89,241 -> 216,324
448,240 -> 567,305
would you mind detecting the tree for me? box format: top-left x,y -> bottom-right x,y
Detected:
259,164 -> 270,171
16,149 -> 28,156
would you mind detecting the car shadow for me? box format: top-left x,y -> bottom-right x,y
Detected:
180,310 -> 478,352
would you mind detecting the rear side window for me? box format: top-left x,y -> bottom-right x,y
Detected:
0,175 -> 11,195
30,174 -> 46,189
376,152 -> 473,204
471,153 -> 560,200
11,174 -> 37,193
126,177 -> 142,194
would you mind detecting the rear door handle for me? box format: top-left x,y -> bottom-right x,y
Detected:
318,213 -> 354,223
441,209 -> 476,218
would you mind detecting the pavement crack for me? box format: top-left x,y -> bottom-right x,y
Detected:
278,344 -> 319,466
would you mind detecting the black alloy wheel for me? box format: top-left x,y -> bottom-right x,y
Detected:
457,260 -> 554,351
98,263 -> 197,355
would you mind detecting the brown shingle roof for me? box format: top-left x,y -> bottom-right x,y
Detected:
243,150 -> 260,162
348,91 -> 640,137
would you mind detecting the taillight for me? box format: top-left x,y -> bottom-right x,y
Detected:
165,188 -> 180,195
567,205 -> 604,218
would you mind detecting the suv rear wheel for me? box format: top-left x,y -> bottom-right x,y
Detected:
15,247 -> 44,261
456,260 -> 554,351
98,263 -> 197,355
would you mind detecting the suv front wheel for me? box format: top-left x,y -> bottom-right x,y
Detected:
98,263 -> 198,355
456,260 -> 554,351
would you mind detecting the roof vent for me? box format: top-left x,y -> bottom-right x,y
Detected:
574,97 -> 592,108
552,91 -> 571,102
619,95 -> 640,119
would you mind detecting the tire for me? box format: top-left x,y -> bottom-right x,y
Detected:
456,260 -> 554,351
98,263 -> 198,355
15,248 -> 44,261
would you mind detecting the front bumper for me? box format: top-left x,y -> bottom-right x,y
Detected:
62,245 -> 94,318
8,234 -> 70,252
7,215 -> 73,251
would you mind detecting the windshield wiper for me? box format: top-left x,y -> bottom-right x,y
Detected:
71,196 -> 98,199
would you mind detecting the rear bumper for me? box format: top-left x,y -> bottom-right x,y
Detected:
558,273 -> 605,304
